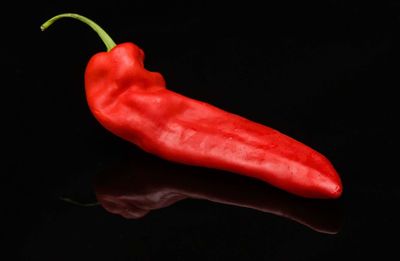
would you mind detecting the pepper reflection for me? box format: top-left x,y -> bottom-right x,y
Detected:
94,154 -> 342,234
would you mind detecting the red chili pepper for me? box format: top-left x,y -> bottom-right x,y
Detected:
41,13 -> 343,199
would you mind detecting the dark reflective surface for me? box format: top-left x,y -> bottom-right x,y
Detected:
95,153 -> 342,234
6,1 -> 399,259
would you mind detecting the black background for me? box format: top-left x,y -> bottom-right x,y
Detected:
5,1 -> 399,260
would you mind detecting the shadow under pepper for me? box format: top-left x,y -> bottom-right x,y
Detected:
94,153 -> 343,234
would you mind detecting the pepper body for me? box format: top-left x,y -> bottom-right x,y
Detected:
85,43 -> 342,199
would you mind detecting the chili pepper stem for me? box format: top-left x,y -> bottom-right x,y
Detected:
40,13 -> 116,51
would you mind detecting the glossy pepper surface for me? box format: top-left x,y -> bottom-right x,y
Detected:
41,14 -> 343,199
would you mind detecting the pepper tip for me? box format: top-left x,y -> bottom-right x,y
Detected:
331,184 -> 343,199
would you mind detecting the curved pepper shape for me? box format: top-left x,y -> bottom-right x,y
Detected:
94,154 -> 342,234
42,14 -> 343,199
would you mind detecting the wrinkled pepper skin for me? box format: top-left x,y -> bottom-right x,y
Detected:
85,43 -> 342,199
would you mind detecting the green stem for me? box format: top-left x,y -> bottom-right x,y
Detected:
40,13 -> 116,51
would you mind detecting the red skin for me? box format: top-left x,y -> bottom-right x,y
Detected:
85,43 -> 343,199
